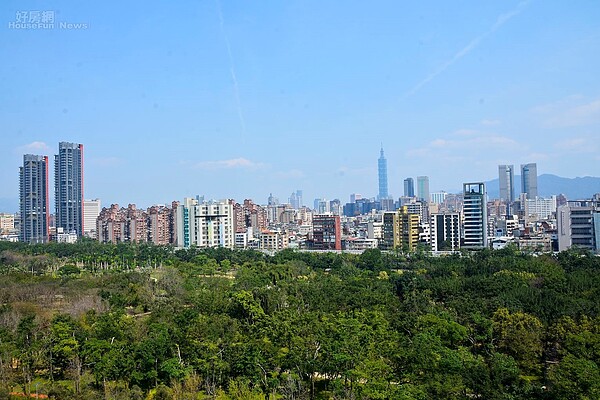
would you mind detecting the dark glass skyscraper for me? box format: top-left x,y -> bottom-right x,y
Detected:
19,154 -> 49,243
378,147 -> 389,200
55,142 -> 84,236
403,177 -> 415,197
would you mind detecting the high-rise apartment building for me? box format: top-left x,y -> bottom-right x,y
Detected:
312,214 -> 341,250
148,205 -> 173,245
83,198 -> 101,237
378,147 -> 389,200
416,176 -> 430,203
462,182 -> 488,249
381,206 -> 420,251
557,200 -> 600,253
55,142 -> 84,236
404,178 -> 415,197
430,212 -> 461,252
498,165 -> 515,202
19,154 -> 50,243
176,198 -> 233,249
521,163 -> 538,199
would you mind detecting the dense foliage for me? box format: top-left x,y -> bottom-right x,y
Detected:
0,241 -> 599,399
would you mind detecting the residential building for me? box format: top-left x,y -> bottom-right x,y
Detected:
462,182 -> 488,249
381,206 -> 420,251
430,212 -> 461,252
498,164 -> 515,202
0,213 -> 16,235
97,204 -> 126,244
19,154 -> 50,243
557,200 -> 600,253
260,230 -> 288,251
55,142 -> 84,236
148,205 -> 172,245
83,198 -> 101,238
56,228 -> 78,244
312,214 -> 341,250
521,163 -> 538,199
522,195 -> 557,221
430,191 -> 447,205
176,198 -> 234,249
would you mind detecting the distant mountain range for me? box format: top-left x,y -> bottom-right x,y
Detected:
484,174 -> 600,200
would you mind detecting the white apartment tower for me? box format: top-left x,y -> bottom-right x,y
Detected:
83,199 -> 101,238
176,198 -> 234,249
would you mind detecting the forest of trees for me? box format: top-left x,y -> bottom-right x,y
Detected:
0,240 -> 599,399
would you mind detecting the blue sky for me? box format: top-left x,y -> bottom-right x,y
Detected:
1,0 -> 599,211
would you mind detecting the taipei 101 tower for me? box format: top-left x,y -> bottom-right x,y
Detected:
378,146 -> 388,200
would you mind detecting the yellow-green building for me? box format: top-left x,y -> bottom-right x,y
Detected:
381,206 -> 420,251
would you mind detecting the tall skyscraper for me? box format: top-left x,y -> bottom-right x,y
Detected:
403,178 -> 415,197
498,165 -> 515,202
296,190 -> 303,208
416,176 -> 430,203
378,147 -> 389,200
19,154 -> 50,243
462,182 -> 488,249
55,142 -> 84,236
521,163 -> 538,199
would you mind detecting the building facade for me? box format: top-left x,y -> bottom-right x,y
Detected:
430,212 -> 461,252
557,200 -> 600,253
55,142 -> 84,236
462,182 -> 488,249
19,154 -> 50,243
381,206 -> 420,251
312,214 -> 341,250
83,198 -> 101,238
176,198 -> 234,249
498,164 -> 515,202
404,178 -> 415,198
378,147 -> 389,200
416,176 -> 430,203
521,163 -> 538,199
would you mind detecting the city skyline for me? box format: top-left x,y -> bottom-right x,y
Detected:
6,142 -> 599,213
1,1 -> 600,210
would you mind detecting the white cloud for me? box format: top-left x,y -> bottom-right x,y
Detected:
192,157 -> 266,170
554,137 -> 598,153
533,96 -> 600,127
17,141 -> 50,153
481,119 -> 501,126
428,134 -> 518,150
